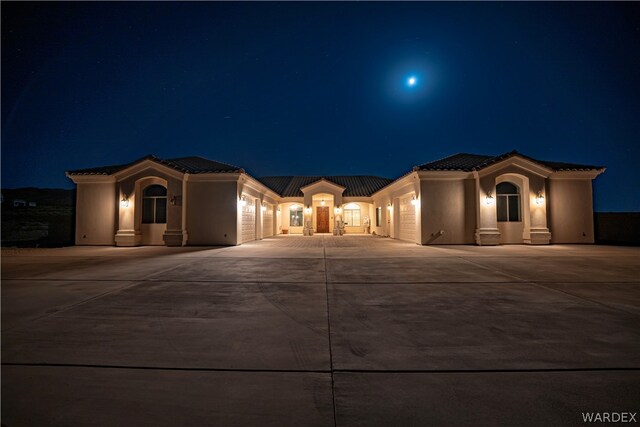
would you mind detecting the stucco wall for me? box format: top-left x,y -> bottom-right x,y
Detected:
186,180 -> 238,245
75,182 -> 116,245
280,201 -> 305,234
419,179 -> 475,244
548,179 -> 595,243
370,198 -> 391,236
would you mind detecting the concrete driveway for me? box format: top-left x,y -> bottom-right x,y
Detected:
2,236 -> 639,426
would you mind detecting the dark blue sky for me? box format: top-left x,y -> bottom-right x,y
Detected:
2,2 -> 639,211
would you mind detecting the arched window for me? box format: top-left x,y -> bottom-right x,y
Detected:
142,185 -> 167,224
496,182 -> 520,222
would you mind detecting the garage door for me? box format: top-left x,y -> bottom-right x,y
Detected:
399,194 -> 416,242
263,204 -> 274,237
241,196 -> 256,243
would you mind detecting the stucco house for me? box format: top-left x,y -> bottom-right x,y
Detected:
66,151 -> 604,246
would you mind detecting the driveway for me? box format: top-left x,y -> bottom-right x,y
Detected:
2,236 -> 639,426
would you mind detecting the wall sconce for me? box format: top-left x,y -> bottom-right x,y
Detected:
277,206 -> 281,212
120,197 -> 129,208
334,206 -> 342,214
411,195 -> 418,206
170,195 -> 177,206
485,192 -> 495,206
304,206 -> 312,214
387,202 -> 392,211
535,192 -> 545,205
321,199 -> 326,206
239,196 -> 247,207
261,203 -> 267,212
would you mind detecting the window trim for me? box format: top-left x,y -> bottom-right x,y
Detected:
142,185 -> 167,224
289,206 -> 304,227
496,182 -> 521,223
344,207 -> 361,227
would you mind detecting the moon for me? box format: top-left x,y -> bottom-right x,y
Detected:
407,76 -> 417,86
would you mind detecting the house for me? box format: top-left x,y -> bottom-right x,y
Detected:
65,151 -> 604,246
13,199 -> 27,207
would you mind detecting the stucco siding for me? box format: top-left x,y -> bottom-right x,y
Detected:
75,183 -> 116,245
420,179 -> 475,245
548,179 -> 595,243
186,181 -> 238,245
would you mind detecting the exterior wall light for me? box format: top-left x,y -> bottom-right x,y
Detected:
387,202 -> 392,210
485,192 -> 495,206
120,197 -> 129,208
276,206 -> 281,212
411,195 -> 418,206
535,192 -> 545,205
239,196 -> 247,207
321,199 -> 326,206
304,206 -> 312,214
334,206 -> 342,214
261,203 -> 267,212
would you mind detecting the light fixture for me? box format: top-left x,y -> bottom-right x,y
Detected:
334,206 -> 342,214
387,202 -> 392,210
535,192 -> 545,205
304,206 -> 312,214
411,195 -> 418,206
170,195 -> 177,206
120,197 -> 129,208
261,203 -> 267,212
239,196 -> 247,207
485,192 -> 495,206
276,206 -> 281,212
321,199 -> 325,206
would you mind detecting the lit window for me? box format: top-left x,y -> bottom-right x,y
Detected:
376,207 -> 382,227
289,206 -> 303,227
496,182 -> 521,222
344,206 -> 361,226
142,185 -> 167,224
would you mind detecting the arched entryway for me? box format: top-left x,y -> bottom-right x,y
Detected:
136,177 -> 168,245
496,181 -> 523,244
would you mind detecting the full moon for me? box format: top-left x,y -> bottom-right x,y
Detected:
407,76 -> 417,86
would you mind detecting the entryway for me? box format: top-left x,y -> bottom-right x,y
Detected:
317,206 -> 330,233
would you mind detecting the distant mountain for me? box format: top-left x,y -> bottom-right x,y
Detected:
1,188 -> 75,206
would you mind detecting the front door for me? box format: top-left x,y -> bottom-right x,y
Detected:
317,206 -> 330,233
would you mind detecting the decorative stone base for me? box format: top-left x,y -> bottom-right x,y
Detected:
163,229 -> 187,246
526,229 -> 552,245
114,230 -> 141,247
475,228 -> 501,246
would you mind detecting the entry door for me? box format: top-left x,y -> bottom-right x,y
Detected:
317,207 -> 330,233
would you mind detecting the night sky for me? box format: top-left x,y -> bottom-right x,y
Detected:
2,2 -> 639,211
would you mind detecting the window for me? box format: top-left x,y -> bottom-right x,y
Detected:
289,206 -> 303,227
496,182 -> 520,222
376,207 -> 382,227
344,207 -> 361,226
142,185 -> 167,224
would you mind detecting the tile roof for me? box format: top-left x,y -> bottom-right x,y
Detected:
258,176 -> 394,197
67,155 -> 243,175
416,150 -> 604,172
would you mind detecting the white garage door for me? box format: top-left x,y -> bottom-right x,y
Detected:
241,197 -> 256,243
263,204 -> 274,238
399,194 -> 416,242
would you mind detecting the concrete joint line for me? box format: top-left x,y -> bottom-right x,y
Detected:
322,235 -> 339,427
